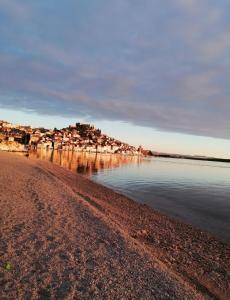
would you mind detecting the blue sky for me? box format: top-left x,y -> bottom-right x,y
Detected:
0,0 -> 230,157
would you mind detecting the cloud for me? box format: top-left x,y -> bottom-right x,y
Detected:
0,0 -> 30,19
0,0 -> 229,139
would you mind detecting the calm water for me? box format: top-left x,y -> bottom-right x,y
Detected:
29,150 -> 230,243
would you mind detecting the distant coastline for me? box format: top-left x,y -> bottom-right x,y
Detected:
1,119 -> 229,162
152,152 -> 230,163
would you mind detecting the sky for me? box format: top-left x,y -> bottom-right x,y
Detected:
0,0 -> 230,158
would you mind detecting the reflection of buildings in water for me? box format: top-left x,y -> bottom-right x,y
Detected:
76,164 -> 86,174
29,149 -> 143,175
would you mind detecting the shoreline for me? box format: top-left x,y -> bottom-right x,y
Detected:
153,153 -> 230,163
0,152 -> 229,299
27,148 -> 230,244
2,145 -> 230,164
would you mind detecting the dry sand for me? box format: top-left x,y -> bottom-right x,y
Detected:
0,152 -> 229,299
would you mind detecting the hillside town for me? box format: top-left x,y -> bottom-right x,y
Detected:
0,120 -> 150,155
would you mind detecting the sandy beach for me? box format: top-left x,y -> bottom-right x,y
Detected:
0,152 -> 229,299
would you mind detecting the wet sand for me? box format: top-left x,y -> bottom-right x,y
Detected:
0,152 -> 229,299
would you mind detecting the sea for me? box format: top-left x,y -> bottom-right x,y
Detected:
29,149 -> 230,244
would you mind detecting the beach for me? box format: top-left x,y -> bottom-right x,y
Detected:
0,152 -> 229,299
